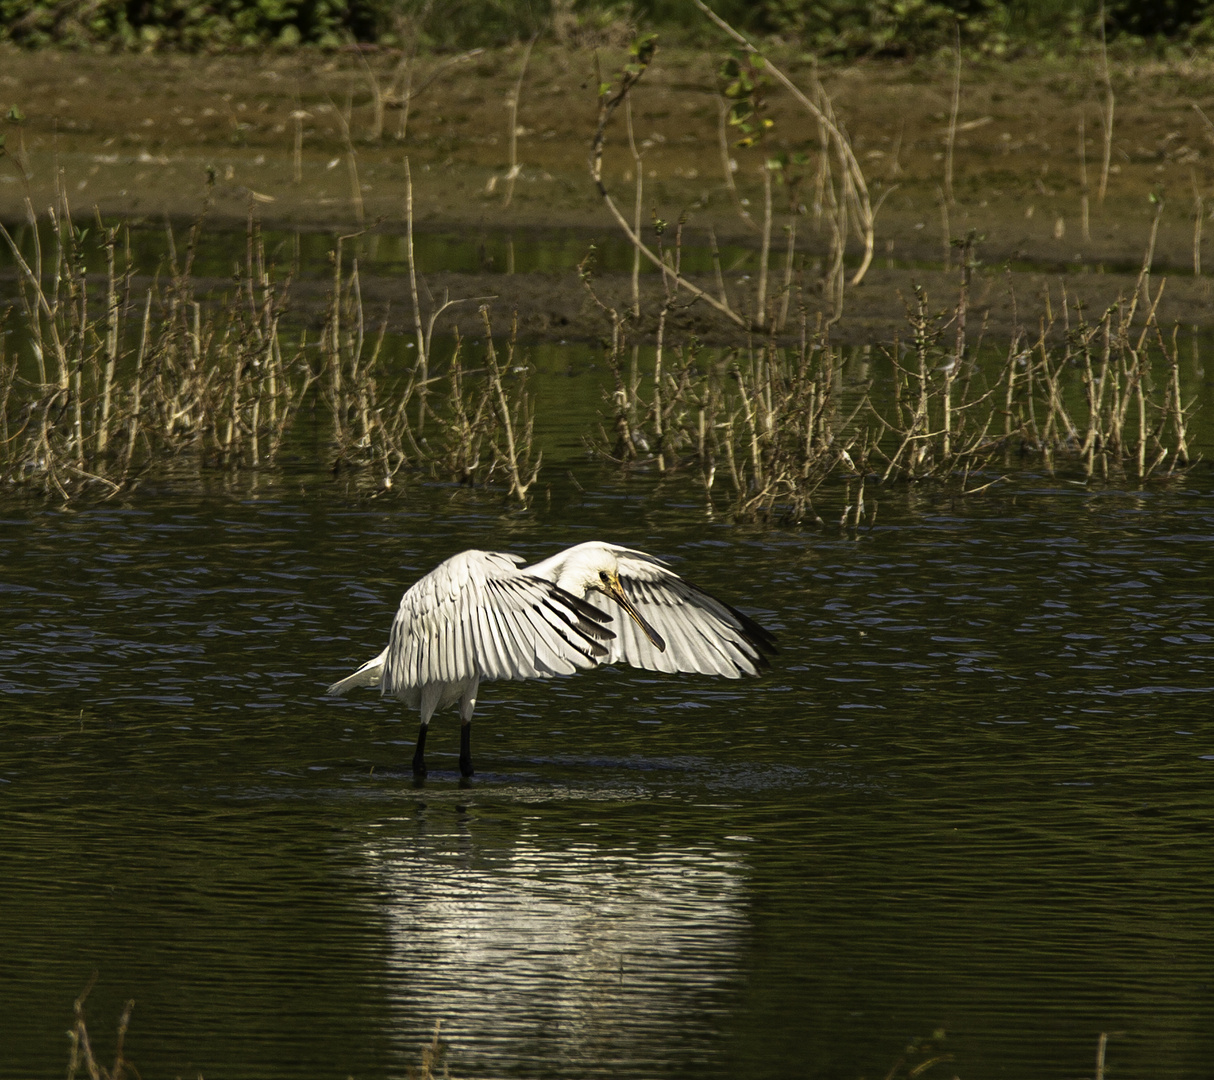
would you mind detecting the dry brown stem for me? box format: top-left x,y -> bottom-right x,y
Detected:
503,35 -> 538,207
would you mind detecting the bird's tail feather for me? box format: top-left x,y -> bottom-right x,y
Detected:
326,650 -> 386,695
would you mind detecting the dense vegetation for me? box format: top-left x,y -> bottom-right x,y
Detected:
0,0 -> 1210,53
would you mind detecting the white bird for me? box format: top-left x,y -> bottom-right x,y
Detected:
327,540 -> 777,777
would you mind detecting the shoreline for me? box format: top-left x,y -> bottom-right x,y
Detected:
3,45 -> 1214,342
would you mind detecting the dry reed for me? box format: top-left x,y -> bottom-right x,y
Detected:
66,975 -> 134,1080
0,190 -> 540,503
579,212 -> 1196,524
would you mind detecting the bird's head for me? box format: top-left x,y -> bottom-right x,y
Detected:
562,547 -> 666,652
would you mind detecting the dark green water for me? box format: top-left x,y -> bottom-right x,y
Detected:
4,442 -> 1214,1079
5,217 -> 1151,286
4,212 -> 1214,1079
0,219 -> 755,280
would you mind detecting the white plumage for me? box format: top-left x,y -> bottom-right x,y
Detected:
327,541 -> 776,777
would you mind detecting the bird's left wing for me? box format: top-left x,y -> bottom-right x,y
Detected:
384,551 -> 617,692
590,546 -> 777,678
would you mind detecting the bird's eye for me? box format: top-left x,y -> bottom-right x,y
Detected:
599,571 -> 610,582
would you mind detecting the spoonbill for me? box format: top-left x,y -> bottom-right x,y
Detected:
327,541 -> 776,777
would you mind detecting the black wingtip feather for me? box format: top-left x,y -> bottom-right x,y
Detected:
559,589 -> 614,625
530,583 -> 618,662
685,579 -> 779,657
732,604 -> 779,655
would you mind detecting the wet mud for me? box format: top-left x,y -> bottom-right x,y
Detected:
3,45 -> 1214,343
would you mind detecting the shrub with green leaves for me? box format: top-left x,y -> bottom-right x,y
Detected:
0,0 -> 386,48
0,0 -> 1210,55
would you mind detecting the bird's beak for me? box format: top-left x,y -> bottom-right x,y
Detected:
603,573 -> 666,652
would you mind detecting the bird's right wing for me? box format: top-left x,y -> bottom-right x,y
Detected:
383,550 -> 616,694
592,546 -> 778,678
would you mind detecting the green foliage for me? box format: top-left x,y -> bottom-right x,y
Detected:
0,0 -> 390,49
753,0 -> 1214,56
0,0 -> 1210,53
718,52 -> 771,149
625,29 -> 658,71
595,30 -> 656,105
758,0 -> 976,57
1107,0 -> 1208,38
374,0 -> 530,49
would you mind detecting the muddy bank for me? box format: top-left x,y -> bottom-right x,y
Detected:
275,258 -> 1213,347
3,45 -> 1214,342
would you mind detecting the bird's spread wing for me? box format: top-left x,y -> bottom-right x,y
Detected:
382,550 -> 615,694
587,546 -> 777,678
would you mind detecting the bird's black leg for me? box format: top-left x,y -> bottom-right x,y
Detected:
459,720 -> 474,778
412,723 -> 428,777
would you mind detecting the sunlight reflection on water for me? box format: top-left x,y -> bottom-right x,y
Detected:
363,825 -> 747,1075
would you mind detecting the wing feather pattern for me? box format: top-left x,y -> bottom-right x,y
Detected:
585,547 -> 777,678
380,550 -> 615,699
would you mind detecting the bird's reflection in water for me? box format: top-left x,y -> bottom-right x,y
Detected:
360,818 -> 747,1074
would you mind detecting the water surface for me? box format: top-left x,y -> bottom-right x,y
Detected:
4,457 -> 1214,1079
